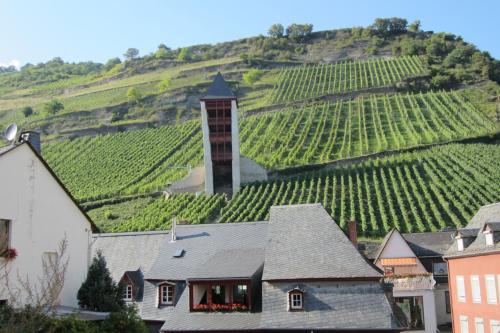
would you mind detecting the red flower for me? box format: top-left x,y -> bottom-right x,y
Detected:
1,248 -> 17,260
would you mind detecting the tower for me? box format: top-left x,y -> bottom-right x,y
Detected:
200,73 -> 240,195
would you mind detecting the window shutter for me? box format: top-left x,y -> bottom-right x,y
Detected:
460,315 -> 469,333
456,276 -> 466,302
485,275 -> 497,304
474,318 -> 484,333
491,320 -> 500,333
471,276 -> 481,303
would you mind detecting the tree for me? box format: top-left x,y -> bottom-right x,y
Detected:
408,20 -> 421,33
100,305 -> 148,333
372,18 -> 391,33
21,106 -> 33,117
43,99 -> 64,115
286,23 -> 313,41
177,48 -> 193,61
388,17 -> 408,33
123,48 -> 139,61
243,69 -> 264,85
268,23 -> 284,38
104,57 -> 121,71
157,78 -> 171,93
127,87 -> 141,103
77,251 -> 124,312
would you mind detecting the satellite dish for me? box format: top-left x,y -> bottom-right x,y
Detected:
4,123 -> 18,142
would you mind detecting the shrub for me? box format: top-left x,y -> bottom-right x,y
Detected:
21,106 -> 33,117
243,69 -> 264,85
43,99 -> 64,115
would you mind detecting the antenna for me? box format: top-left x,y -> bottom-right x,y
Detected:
3,124 -> 18,143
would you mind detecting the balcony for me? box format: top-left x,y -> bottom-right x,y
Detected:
209,133 -> 232,143
212,152 -> 232,162
207,118 -> 231,126
384,273 -> 436,291
189,281 -> 251,312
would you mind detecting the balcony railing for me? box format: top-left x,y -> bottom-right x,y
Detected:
207,118 -> 231,126
212,153 -> 232,161
384,274 -> 436,291
209,133 -> 232,142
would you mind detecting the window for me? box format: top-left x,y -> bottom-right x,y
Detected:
460,315 -> 469,333
458,238 -> 464,251
485,275 -> 497,304
471,276 -> 481,304
123,284 -> 133,301
475,318 -> 484,333
159,284 -> 174,305
232,284 -> 248,305
211,285 -> 226,305
289,292 -> 303,310
491,320 -> 500,333
485,233 -> 494,246
433,262 -> 448,276
0,219 -> 9,254
445,291 -> 451,314
457,276 -> 466,302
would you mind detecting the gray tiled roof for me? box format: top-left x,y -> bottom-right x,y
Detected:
159,284 -> 261,331
91,231 -> 170,282
260,281 -> 400,329
262,204 -> 381,280
402,231 -> 455,257
200,72 -> 235,100
145,222 -> 268,280
445,202 -> 500,258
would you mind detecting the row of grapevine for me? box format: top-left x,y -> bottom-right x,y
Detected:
112,193 -> 226,232
268,56 -> 427,103
219,144 -> 500,237
44,121 -> 202,201
240,90 -> 496,169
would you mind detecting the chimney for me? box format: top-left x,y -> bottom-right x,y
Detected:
348,220 -> 357,246
18,131 -> 41,154
171,216 -> 177,242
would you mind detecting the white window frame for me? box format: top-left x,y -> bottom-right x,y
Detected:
123,284 -> 133,301
485,275 -> 497,304
460,315 -> 469,333
490,320 -> 500,333
289,292 -> 303,310
475,317 -> 484,333
485,232 -> 494,246
159,284 -> 174,305
457,276 -> 466,303
471,275 -> 481,304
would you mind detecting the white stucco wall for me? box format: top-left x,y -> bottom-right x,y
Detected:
0,144 -> 92,308
375,231 -> 427,274
434,284 -> 451,325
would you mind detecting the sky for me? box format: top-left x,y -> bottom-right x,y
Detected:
1,0 -> 499,68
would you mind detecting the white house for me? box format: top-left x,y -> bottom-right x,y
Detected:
0,141 -> 97,308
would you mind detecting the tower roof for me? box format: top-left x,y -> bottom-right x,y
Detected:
200,72 -> 236,100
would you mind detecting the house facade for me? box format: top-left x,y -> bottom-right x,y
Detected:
444,202 -> 500,333
93,204 -> 403,332
369,229 -> 454,332
0,142 -> 97,308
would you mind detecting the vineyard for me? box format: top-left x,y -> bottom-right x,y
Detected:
219,144 -> 500,237
43,121 -> 203,201
109,193 -> 226,232
240,90 -> 496,168
267,55 -> 427,104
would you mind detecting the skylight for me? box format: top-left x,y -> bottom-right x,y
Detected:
173,249 -> 184,258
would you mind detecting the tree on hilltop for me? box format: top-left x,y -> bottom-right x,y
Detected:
124,48 -> 139,61
408,20 -> 421,32
286,23 -> 313,41
268,23 -> 284,38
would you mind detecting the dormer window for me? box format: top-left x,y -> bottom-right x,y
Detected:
159,283 -> 174,306
288,289 -> 304,311
123,284 -> 133,302
485,232 -> 494,246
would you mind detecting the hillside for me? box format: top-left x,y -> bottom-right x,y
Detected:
2,18 -> 500,237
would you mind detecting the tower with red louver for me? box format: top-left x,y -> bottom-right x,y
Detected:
200,73 -> 240,195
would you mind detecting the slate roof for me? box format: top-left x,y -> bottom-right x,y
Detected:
402,231 -> 455,257
92,231 -> 170,283
445,202 -> 500,258
145,222 -> 268,280
262,204 -> 382,280
200,72 -> 236,100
